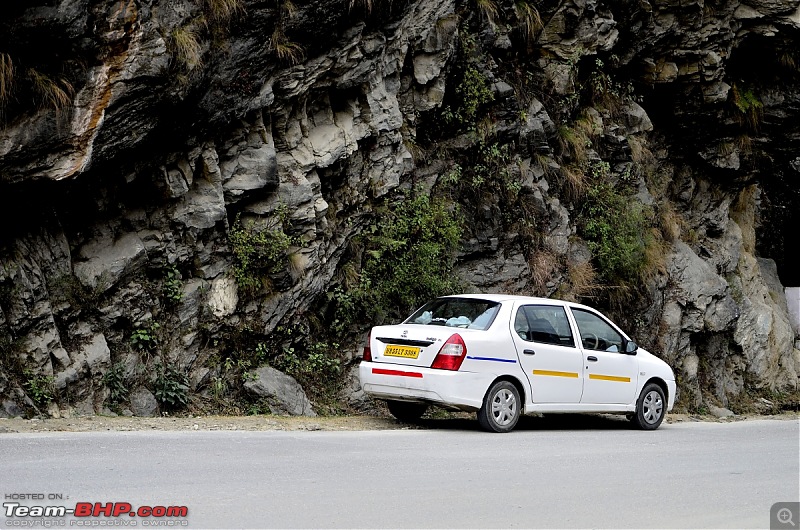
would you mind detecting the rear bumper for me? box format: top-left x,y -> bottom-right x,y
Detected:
359,361 -> 494,412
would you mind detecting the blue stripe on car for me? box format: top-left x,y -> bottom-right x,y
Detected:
466,356 -> 517,364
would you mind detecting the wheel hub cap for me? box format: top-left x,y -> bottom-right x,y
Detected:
491,389 -> 517,426
642,390 -> 664,424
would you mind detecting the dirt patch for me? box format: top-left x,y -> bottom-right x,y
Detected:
0,411 -> 796,434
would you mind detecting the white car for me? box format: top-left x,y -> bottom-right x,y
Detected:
359,294 -> 676,433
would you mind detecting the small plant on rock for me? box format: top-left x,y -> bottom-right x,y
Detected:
103,363 -> 128,405
229,211 -> 295,294
163,266 -> 184,305
130,322 -> 160,351
23,370 -> 55,409
153,364 -> 190,410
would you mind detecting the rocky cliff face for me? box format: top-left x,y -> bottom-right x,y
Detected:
0,0 -> 798,418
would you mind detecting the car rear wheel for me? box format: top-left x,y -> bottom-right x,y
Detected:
477,380 -> 521,433
386,400 -> 428,423
631,383 -> 666,430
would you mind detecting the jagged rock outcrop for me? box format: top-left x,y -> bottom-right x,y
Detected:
0,0 -> 798,418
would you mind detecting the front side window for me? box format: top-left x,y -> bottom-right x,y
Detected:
571,308 -> 624,352
515,305 -> 575,348
405,298 -> 500,330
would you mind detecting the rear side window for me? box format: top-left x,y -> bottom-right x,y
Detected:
405,298 -> 501,330
514,305 -> 575,348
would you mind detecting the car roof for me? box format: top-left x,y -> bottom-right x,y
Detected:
439,293 -> 606,313
441,293 -> 566,304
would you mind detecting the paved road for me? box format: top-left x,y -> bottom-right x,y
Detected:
1,417 -> 798,528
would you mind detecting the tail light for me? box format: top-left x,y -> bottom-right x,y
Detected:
430,334 -> 467,371
362,330 -> 372,362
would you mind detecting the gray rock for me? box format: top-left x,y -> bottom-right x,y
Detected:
129,387 -> 159,417
73,233 -> 147,291
243,366 -> 316,416
54,329 -> 110,391
340,364 -> 367,409
206,277 -> 238,318
621,102 -> 653,134
456,253 -> 530,293
666,242 -> 729,315
173,148 -> 226,230
786,287 -> 800,337
1,400 -> 25,418
221,144 -> 278,203
733,252 -> 799,391
707,405 -> 735,419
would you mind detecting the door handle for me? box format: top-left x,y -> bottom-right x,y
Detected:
587,356 -> 598,362
523,349 -> 536,355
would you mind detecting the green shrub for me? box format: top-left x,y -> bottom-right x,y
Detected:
274,341 -> 342,381
103,363 -> 128,405
439,32 -> 494,131
153,364 -> 190,410
332,192 -> 462,331
229,213 -> 294,294
443,64 -> 494,129
163,265 -> 183,304
730,84 -> 763,129
163,266 -> 184,304
580,182 -> 651,285
24,370 -> 55,408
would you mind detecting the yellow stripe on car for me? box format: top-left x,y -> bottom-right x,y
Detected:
588,374 -> 631,383
532,369 -> 580,378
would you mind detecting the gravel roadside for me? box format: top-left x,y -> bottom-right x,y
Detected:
0,411 -> 796,434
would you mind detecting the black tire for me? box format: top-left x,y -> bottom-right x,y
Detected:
477,380 -> 521,433
386,400 -> 428,423
631,383 -> 666,430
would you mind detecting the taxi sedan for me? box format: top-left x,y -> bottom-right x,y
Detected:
359,294 -> 676,433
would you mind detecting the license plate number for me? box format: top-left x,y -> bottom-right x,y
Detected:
383,345 -> 420,359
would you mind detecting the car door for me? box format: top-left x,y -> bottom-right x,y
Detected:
569,307 -> 639,405
511,303 -> 584,404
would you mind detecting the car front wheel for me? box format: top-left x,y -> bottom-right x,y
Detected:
477,380 -> 521,433
631,383 -> 666,430
386,400 -> 428,423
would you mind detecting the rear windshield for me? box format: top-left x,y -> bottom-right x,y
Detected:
404,298 -> 501,330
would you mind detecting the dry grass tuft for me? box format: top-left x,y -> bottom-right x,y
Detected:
288,251 -> 307,279
628,134 -> 655,167
736,134 -> 752,155
476,0 -> 500,27
568,261 -> 598,299
349,0 -> 374,14
657,200 -> 682,242
270,27 -> 305,65
0,53 -> 14,110
529,249 -> 559,293
28,69 -> 74,111
514,0 -> 542,43
575,111 -> 601,139
206,0 -> 244,23
640,229 -> 668,283
557,124 -> 588,166
561,165 -> 587,200
171,26 -> 203,70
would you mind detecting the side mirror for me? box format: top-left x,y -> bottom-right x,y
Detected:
623,340 -> 638,355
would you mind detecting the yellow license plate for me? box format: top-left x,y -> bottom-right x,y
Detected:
383,345 -> 421,359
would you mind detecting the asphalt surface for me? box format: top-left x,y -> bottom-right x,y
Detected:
1,416 -> 798,528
